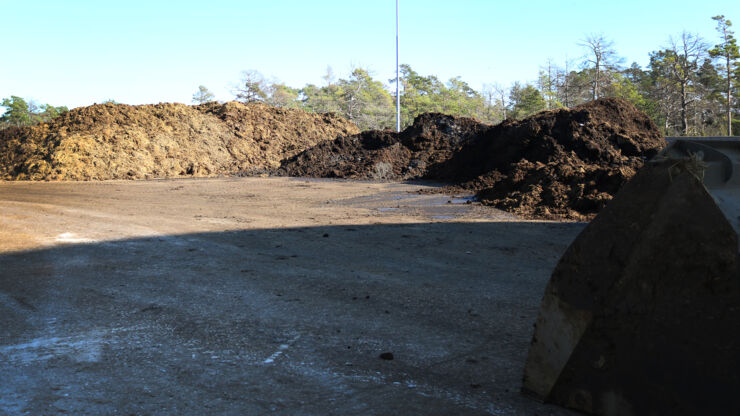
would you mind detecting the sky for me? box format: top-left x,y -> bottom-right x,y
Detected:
1,0 -> 739,111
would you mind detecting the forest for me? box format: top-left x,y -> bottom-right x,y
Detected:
3,15 -> 739,136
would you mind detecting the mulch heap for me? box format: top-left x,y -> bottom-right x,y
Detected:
279,98 -> 666,220
278,112 -> 490,180
0,101 -> 359,180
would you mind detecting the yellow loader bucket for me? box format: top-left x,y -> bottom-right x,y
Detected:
522,138 -> 740,415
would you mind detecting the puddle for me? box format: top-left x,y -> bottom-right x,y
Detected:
391,194 -> 420,201
450,196 -> 476,204
336,188 -> 511,220
422,195 -> 477,207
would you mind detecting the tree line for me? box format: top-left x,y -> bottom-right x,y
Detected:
3,15 -> 738,136
0,96 -> 68,128
200,14 -> 738,135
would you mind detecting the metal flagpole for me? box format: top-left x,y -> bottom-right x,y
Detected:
396,0 -> 400,132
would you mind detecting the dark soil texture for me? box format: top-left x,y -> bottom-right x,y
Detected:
277,113 -> 489,181
278,98 -> 666,220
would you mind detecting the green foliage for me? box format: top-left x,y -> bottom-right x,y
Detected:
192,85 -> 215,104
709,16 -> 740,65
395,65 -> 494,127
1,96 -> 33,127
298,68 -> 394,130
442,77 -> 486,118
509,83 -> 546,119
709,15 -> 740,135
267,84 -> 301,109
300,83 -> 343,114
646,32 -> 707,135
537,62 -> 561,109
38,104 -> 69,121
555,69 -> 592,108
296,65 -> 497,130
1,96 -> 67,128
338,68 -> 394,130
610,73 -> 655,116
397,64 -> 444,126
234,70 -> 268,103
231,17 -> 739,134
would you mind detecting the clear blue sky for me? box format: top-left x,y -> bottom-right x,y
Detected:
1,0 -> 738,111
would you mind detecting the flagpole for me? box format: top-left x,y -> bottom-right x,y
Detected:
395,0 -> 400,132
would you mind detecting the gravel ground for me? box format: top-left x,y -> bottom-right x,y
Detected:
0,177 -> 584,415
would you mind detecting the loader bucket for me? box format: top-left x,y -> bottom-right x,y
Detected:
522,138 -> 740,416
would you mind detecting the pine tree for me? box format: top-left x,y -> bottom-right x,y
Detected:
709,15 -> 740,135
192,85 -> 215,104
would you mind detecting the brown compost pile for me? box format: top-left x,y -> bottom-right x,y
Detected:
0,101 -> 359,180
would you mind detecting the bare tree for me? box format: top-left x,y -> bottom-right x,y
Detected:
557,57 -> 572,108
480,84 -> 495,122
651,72 -> 683,134
580,34 -> 622,100
556,56 -> 592,108
493,83 -> 508,120
322,66 -> 336,86
667,32 -> 708,135
265,82 -> 300,108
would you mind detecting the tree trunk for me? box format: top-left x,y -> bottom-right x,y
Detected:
563,61 -> 570,108
681,80 -> 688,135
593,62 -> 600,101
498,90 -> 506,120
728,54 -> 733,136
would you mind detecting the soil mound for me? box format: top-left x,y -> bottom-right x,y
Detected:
196,101 -> 359,170
0,101 -> 358,180
445,98 -> 665,219
278,113 -> 489,180
279,98 -> 665,220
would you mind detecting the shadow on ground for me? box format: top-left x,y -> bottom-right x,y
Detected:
0,221 -> 584,415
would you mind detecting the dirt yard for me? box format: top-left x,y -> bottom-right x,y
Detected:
0,177 -> 583,415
